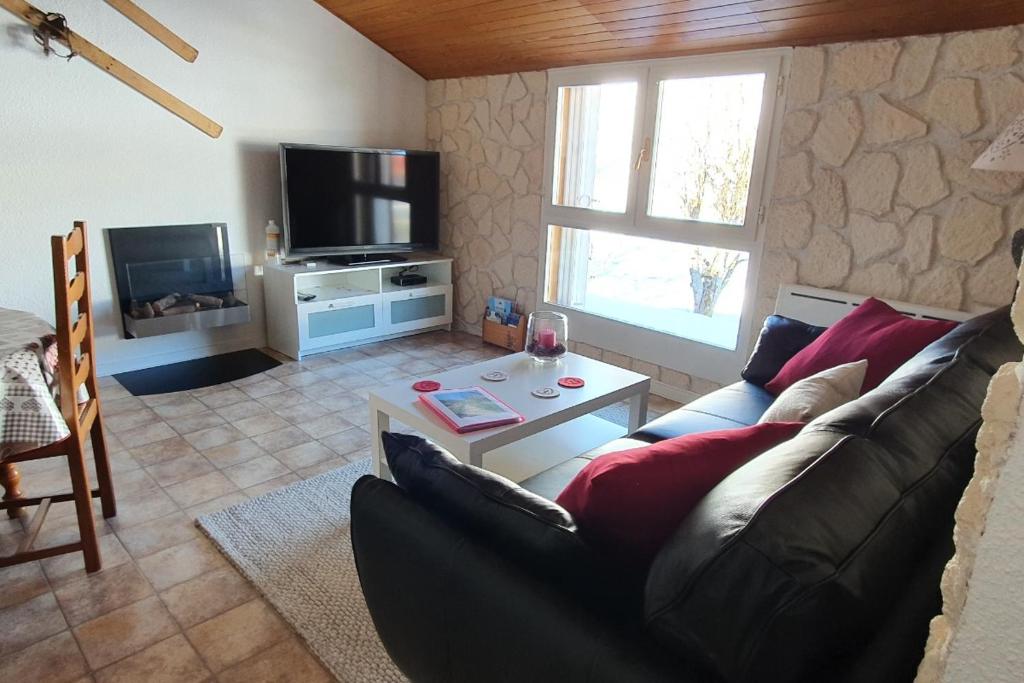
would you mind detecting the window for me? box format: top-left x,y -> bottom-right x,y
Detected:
541,52 -> 784,372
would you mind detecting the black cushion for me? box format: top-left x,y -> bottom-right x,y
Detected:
643,307 -> 1020,683
741,314 -> 827,386
381,431 -> 643,613
633,381 -> 775,442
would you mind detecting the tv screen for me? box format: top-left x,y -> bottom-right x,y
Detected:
281,144 -> 440,257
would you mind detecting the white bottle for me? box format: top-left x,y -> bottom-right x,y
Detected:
265,220 -> 281,263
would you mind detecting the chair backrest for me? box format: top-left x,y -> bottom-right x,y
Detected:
50,221 -> 100,438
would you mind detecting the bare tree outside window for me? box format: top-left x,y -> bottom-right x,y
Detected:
675,90 -> 753,315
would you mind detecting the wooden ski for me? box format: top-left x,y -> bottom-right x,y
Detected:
104,0 -> 198,62
0,0 -> 222,138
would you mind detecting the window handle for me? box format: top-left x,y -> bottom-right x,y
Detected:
634,137 -> 651,171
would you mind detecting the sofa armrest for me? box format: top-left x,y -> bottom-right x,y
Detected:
351,475 -> 703,683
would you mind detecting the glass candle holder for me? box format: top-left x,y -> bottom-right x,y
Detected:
525,311 -> 568,362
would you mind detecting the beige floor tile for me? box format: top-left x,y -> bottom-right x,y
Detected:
186,599 -> 290,672
159,567 -> 256,629
114,511 -> 201,559
233,412 -> 291,437
93,634 -> 210,683
183,424 -> 246,451
294,456 -> 351,479
254,389 -> 305,410
107,468 -> 162,499
104,408 -> 159,434
164,471 -> 240,508
330,372 -> 379,391
295,412 -> 354,440
73,596 -> 179,670
295,380 -> 350,400
250,426 -> 312,453
196,387 -> 249,409
102,396 -> 146,415
273,441 -> 337,471
143,453 -> 216,488
320,427 -> 373,456
213,399 -> 270,422
202,439 -> 269,469
168,412 -> 227,436
277,371 -> 322,389
150,396 -> 209,420
272,401 -> 331,425
54,562 -> 154,626
0,630 -> 89,683
239,378 -> 290,399
221,455 -> 291,488
184,492 -> 249,520
217,637 -> 333,683
140,391 -> 189,407
0,592 -> 68,656
0,560 -> 50,609
136,538 -> 226,591
116,422 -> 179,449
130,437 -> 202,468
42,534 -> 133,588
105,490 -> 179,531
322,391 -> 366,411
243,473 -> 301,497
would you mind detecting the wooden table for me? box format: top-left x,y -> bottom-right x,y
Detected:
0,307 -> 71,514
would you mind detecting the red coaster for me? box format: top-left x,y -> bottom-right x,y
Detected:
412,380 -> 441,392
558,376 -> 585,389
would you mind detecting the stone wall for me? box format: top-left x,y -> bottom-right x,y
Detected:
425,73 -> 547,334
756,26 -> 1024,332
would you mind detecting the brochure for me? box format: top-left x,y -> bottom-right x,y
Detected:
418,386 -> 524,433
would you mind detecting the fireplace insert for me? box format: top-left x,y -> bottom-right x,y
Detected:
106,223 -> 251,339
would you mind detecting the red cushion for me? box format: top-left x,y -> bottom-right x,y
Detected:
764,298 -> 957,395
555,422 -> 804,566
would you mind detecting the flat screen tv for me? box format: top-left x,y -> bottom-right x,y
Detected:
280,143 -> 440,263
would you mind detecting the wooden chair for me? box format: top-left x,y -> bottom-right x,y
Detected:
0,221 -> 117,572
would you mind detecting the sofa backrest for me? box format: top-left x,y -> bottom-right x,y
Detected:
643,307 -> 1019,683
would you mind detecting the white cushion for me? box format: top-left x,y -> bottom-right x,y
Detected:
758,359 -> 868,424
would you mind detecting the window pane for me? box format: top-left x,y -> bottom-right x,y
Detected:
552,82 -> 637,213
545,226 -> 748,350
648,73 -> 765,226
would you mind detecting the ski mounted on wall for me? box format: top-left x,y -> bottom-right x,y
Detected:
0,0 -> 222,138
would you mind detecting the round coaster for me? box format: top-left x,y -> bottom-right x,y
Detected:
481,370 -> 509,382
412,380 -> 441,392
558,376 -> 585,389
532,387 -> 561,399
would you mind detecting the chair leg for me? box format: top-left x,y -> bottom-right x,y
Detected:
89,413 -> 117,519
68,437 -> 101,572
1,463 -> 25,519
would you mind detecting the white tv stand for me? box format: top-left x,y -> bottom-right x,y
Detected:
264,254 -> 453,360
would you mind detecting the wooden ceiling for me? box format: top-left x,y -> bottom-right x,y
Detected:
317,0 -> 1024,80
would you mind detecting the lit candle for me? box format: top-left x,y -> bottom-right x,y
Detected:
538,328 -> 557,350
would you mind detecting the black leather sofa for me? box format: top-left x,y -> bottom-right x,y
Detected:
351,306 -> 1020,683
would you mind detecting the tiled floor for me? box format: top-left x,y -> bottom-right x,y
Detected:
0,331 -> 679,682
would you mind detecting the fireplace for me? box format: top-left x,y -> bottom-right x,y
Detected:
107,223 -> 251,339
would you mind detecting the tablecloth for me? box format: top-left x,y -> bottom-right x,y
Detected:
0,307 -> 70,453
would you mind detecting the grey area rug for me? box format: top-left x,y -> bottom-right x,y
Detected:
197,459 -> 406,683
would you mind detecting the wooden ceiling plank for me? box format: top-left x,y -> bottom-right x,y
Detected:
322,0 -> 1024,80
388,0 -> 892,57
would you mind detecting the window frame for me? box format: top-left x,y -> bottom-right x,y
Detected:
538,49 -> 790,387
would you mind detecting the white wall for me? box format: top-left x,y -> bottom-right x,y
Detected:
0,0 -> 425,374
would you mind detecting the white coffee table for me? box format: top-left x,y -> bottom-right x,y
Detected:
368,352 -> 650,483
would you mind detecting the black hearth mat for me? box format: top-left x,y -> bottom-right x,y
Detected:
113,348 -> 282,396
